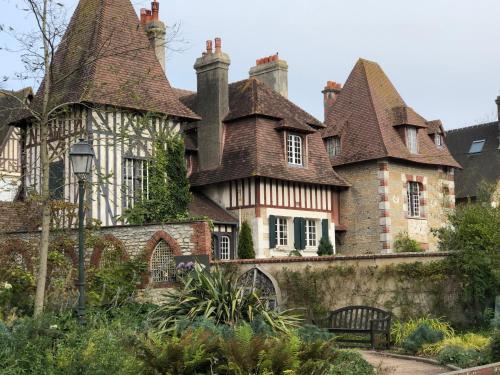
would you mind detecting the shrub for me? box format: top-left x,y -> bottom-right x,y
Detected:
151,263 -> 301,334
421,333 -> 491,356
238,221 -> 255,259
391,317 -> 454,346
437,345 -> 485,368
402,324 -> 444,354
330,350 -> 375,375
297,324 -> 335,342
490,330 -> 500,362
317,237 -> 334,256
393,232 -> 423,253
434,199 -> 500,325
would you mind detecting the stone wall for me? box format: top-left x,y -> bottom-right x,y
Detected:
0,220 -> 212,270
336,159 -> 454,254
217,252 -> 463,323
337,160 -> 381,254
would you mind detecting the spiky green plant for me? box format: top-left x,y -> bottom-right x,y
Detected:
150,263 -> 301,334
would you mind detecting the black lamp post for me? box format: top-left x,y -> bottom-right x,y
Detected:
69,139 -> 94,325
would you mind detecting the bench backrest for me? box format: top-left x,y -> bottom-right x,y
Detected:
329,306 -> 391,331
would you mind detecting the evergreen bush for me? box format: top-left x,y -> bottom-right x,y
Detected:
393,232 -> 423,253
237,221 -> 255,259
437,345 -> 485,368
402,323 -> 443,354
490,330 -> 500,362
317,237 -> 334,256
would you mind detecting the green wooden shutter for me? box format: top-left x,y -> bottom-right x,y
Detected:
269,215 -> 277,249
321,219 -> 329,241
294,217 -> 306,250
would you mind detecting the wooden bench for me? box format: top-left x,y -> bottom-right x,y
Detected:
317,306 -> 391,349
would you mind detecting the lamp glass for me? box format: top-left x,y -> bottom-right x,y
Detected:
69,139 -> 94,180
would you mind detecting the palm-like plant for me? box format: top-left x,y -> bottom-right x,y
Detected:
150,263 -> 300,334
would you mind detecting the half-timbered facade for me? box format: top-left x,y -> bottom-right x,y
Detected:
0,88 -> 32,201
178,47 -> 349,258
14,0 -> 199,226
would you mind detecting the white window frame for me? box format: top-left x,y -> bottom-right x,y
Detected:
123,157 -> 149,208
407,182 -> 421,218
287,134 -> 303,166
276,217 -> 288,246
220,235 -> 230,260
305,219 -> 317,247
434,133 -> 444,147
326,136 -> 341,157
406,127 -> 418,154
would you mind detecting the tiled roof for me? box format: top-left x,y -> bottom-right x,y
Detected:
446,122 -> 500,199
322,59 -> 460,169
28,0 -> 199,120
0,88 -> 32,143
179,78 -> 349,187
188,192 -> 237,223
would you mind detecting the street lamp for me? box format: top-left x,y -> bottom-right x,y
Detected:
69,139 -> 94,324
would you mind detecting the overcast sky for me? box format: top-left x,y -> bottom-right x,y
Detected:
1,0 -> 499,129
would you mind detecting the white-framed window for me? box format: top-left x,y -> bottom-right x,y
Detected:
325,136 -> 341,157
220,236 -> 230,260
469,139 -> 485,154
123,157 -> 149,208
405,127 -> 418,154
434,133 -> 444,147
287,134 -> 303,166
305,219 -> 317,247
150,240 -> 176,283
407,182 -> 421,218
276,217 -> 288,246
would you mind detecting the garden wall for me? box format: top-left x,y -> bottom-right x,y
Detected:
0,220 -> 212,266
217,252 -> 464,324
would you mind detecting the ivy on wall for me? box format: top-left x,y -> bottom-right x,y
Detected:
277,261 -> 463,325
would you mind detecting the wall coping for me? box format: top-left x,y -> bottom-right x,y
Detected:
212,252 -> 452,265
442,361 -> 500,374
1,219 -> 210,235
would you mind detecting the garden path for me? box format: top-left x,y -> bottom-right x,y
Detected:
361,351 -> 451,375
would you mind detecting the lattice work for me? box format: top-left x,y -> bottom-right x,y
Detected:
99,244 -> 122,269
238,268 -> 278,308
151,240 -> 176,282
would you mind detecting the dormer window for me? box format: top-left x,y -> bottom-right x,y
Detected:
287,134 -> 303,166
405,127 -> 418,154
326,136 -> 341,157
434,133 -> 444,147
469,139 -> 485,154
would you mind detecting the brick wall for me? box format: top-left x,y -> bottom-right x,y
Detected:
0,202 -> 40,232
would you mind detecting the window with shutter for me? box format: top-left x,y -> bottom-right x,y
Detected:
321,219 -> 329,241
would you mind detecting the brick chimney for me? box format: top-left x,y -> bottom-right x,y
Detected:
140,0 -> 166,72
194,38 -> 230,170
249,54 -> 288,98
322,81 -> 342,121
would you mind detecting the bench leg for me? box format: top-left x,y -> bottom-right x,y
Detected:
370,331 -> 375,350
386,332 -> 391,349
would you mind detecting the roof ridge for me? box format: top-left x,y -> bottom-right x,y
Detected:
359,59 -> 389,156
446,121 -> 498,133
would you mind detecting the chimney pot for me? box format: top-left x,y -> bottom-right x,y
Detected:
214,37 -> 222,53
206,40 -> 213,54
323,80 -> 343,121
151,0 -> 159,20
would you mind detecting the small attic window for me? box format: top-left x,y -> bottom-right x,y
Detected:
405,127 -> 418,154
434,134 -> 444,147
469,140 -> 485,154
325,136 -> 341,157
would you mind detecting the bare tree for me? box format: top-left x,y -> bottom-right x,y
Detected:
1,0 -> 192,316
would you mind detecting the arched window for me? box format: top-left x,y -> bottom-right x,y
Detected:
238,268 -> 278,309
151,240 -> 176,282
220,236 -> 230,260
99,244 -> 123,269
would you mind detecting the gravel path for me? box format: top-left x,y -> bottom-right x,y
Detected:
361,351 -> 451,375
